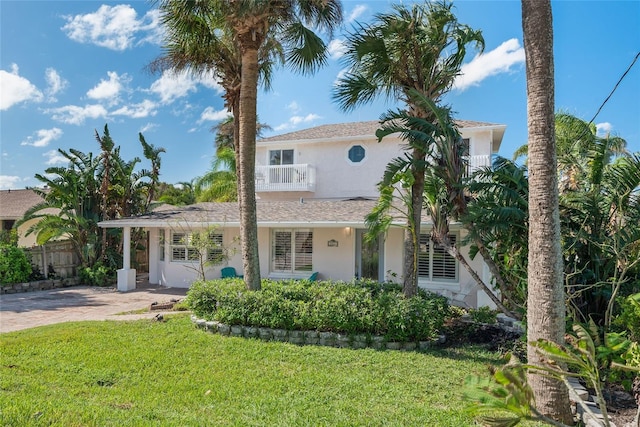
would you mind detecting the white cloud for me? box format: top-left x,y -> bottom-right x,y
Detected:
333,68 -> 349,86
150,70 -> 199,104
46,104 -> 108,125
112,99 -> 157,118
44,68 -> 68,102
140,122 -> 158,133
20,128 -> 63,147
198,106 -> 231,123
274,113 -> 321,132
328,39 -> 347,60
287,101 -> 300,112
596,122 -> 613,135
43,150 -> 68,166
0,64 -> 43,110
87,71 -> 125,102
348,5 -> 368,23
61,4 -> 160,51
0,175 -> 23,190
453,38 -> 525,92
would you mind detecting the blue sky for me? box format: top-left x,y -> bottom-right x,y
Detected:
1,1 -> 639,190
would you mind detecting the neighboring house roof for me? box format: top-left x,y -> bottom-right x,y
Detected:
99,199 -> 427,229
258,119 -> 506,148
0,189 -> 45,220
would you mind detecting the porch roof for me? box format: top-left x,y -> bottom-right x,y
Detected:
98,199 -> 426,229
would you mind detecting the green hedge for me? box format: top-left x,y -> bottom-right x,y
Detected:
0,244 -> 32,285
185,279 -> 450,341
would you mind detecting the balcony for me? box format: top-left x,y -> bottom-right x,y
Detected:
466,155 -> 491,175
255,164 -> 316,192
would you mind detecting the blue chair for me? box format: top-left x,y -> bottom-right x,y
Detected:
308,272 -> 318,281
221,267 -> 243,279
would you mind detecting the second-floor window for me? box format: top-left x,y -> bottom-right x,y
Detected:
348,145 -> 366,163
269,149 -> 294,184
418,233 -> 458,282
271,229 -> 313,273
270,149 -> 294,166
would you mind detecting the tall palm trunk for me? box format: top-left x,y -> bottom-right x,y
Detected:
238,35 -> 261,291
404,147 -> 426,297
521,0 -> 572,422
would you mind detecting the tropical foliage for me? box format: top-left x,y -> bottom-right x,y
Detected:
18,125 -> 164,269
156,0 -> 342,290
334,0 -> 483,297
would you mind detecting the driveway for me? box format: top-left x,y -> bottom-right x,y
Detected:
0,284 -> 188,333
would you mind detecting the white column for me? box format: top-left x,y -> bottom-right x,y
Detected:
117,226 -> 136,292
148,228 -> 159,285
123,226 -> 131,269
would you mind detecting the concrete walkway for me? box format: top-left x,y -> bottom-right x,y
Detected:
0,283 -> 188,333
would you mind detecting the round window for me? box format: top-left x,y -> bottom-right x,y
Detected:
348,145 -> 366,163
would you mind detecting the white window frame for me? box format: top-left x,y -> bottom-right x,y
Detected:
418,233 -> 458,282
271,229 -> 313,274
206,232 -> 224,264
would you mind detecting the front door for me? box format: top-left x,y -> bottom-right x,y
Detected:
355,229 -> 384,281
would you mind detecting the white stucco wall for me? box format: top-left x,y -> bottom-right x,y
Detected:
150,223 -> 497,309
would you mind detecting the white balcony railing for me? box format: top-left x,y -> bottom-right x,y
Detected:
255,164 -> 316,192
466,155 -> 491,175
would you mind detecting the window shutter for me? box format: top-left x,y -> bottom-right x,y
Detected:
207,233 -> 224,263
418,234 -> 430,278
432,235 -> 457,280
272,231 -> 292,271
294,231 -> 313,272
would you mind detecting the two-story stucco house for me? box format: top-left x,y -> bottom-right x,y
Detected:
99,120 -> 506,308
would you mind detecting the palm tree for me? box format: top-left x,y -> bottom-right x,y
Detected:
156,0 -> 342,290
195,146 -> 238,202
521,0 -> 572,421
199,117 -> 271,202
333,1 -> 483,297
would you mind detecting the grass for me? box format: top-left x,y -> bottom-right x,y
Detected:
1,314 -> 508,426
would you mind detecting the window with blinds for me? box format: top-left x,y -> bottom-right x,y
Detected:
207,233 -> 224,264
417,233 -> 458,281
170,231 -> 201,262
272,229 -> 313,273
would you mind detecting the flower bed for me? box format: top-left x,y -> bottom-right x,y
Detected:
185,278 -> 451,342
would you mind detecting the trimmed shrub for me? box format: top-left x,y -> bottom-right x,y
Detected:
0,244 -> 32,285
185,279 -> 450,341
78,263 -> 115,286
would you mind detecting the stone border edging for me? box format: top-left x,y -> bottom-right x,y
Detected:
191,315 -> 446,351
0,277 -> 82,294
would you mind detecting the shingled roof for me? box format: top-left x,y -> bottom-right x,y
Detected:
258,119 -> 503,143
99,199 -> 427,228
0,189 -> 45,219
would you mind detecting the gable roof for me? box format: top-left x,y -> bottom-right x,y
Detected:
258,119 -> 504,144
98,199 -> 425,229
0,189 -> 45,219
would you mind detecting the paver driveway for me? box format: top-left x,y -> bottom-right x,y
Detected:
0,284 -> 188,333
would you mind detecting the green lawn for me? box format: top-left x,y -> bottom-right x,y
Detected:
1,314 -> 504,426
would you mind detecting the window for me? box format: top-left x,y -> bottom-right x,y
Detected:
207,232 -> 224,264
418,233 -> 458,281
271,229 -> 313,273
159,229 -> 165,261
269,149 -> 294,184
269,149 -> 294,165
348,145 -> 366,163
170,231 -> 224,264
